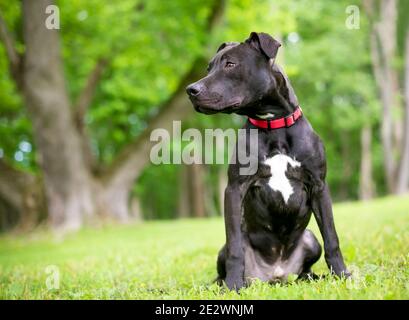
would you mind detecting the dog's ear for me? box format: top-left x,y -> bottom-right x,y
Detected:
217,42 -> 239,53
271,64 -> 299,111
246,32 -> 281,60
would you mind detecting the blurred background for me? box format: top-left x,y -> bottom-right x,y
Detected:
0,0 -> 408,233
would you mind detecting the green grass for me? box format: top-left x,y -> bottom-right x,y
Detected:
1,196 -> 409,299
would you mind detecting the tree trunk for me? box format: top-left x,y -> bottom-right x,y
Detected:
130,196 -> 142,221
359,125 -> 375,200
94,180 -> 131,222
339,133 -> 353,200
176,164 -> 208,218
22,0 -> 95,231
365,0 -> 402,193
189,164 -> 206,218
178,164 -> 191,218
396,28 -> 409,194
0,160 -> 46,231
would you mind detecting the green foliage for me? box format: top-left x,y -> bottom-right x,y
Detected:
267,0 -> 381,200
0,2 -> 35,170
0,196 -> 408,299
0,0 -> 401,218
60,0 -> 212,163
135,163 -> 180,220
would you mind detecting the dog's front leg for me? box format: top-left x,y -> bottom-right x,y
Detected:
223,183 -> 247,291
311,182 -> 350,278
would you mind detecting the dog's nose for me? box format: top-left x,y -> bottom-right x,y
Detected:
186,83 -> 202,97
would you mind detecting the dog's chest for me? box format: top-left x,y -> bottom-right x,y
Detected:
263,153 -> 302,204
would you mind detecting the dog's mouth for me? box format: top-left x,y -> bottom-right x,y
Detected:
190,97 -> 243,114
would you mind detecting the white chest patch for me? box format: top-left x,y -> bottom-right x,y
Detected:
264,154 -> 301,203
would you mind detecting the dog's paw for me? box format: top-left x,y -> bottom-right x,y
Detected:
225,275 -> 245,292
331,267 -> 352,279
340,269 -> 352,278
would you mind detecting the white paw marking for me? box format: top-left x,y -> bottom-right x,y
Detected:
264,154 -> 301,203
272,265 -> 285,278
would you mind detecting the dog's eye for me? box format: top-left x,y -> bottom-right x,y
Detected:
225,62 -> 236,69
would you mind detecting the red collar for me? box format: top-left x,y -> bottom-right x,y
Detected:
248,106 -> 303,129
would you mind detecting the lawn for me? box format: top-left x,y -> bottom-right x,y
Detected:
0,196 -> 408,300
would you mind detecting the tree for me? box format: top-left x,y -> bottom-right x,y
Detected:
364,0 -> 409,194
398,27 -> 409,193
359,125 -> 375,199
0,158 -> 45,230
0,0 -> 225,231
1,0 -> 403,231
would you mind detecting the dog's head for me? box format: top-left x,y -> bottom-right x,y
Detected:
186,32 -> 298,118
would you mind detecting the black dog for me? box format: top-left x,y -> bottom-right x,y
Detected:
186,32 -> 350,291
